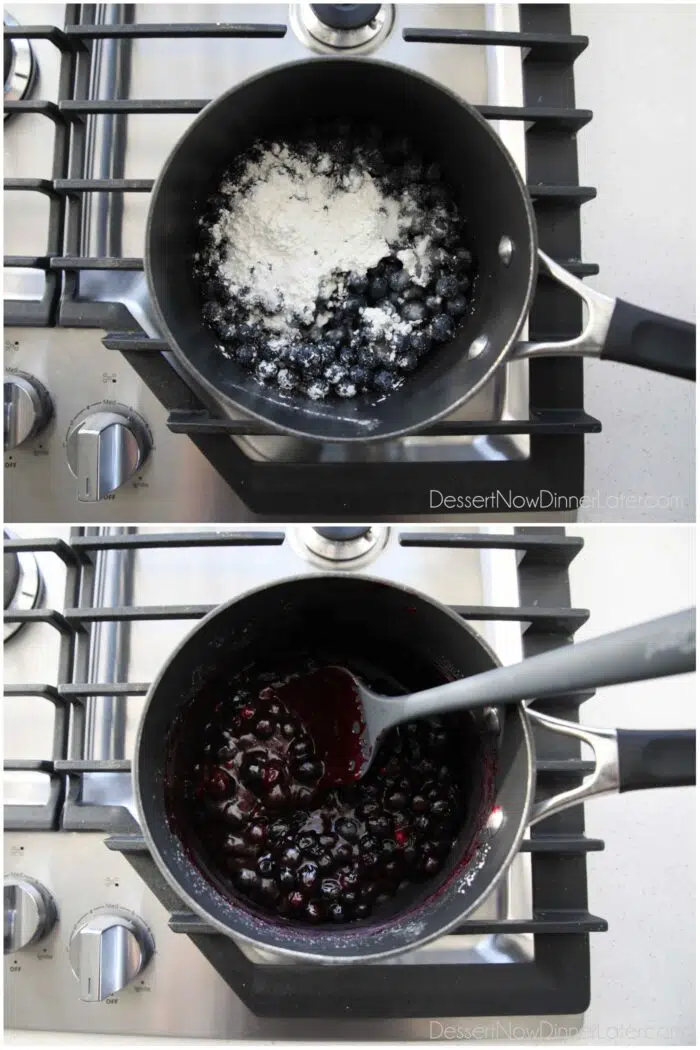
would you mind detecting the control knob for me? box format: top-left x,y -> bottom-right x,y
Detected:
4,876 -> 56,953
66,404 -> 150,502
69,911 -> 153,1001
4,372 -> 52,449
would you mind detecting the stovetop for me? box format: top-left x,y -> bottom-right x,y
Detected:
4,4 -> 600,522
4,525 -> 606,1038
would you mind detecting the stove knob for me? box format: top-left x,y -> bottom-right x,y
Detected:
4,373 -> 52,449
66,405 -> 150,502
3,877 -> 56,953
69,912 -> 153,1002
311,5 -> 381,30
314,527 -> 371,541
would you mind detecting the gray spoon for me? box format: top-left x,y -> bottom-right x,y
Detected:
321,607 -> 695,783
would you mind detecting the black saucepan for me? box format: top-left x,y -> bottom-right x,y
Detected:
146,59 -> 695,444
134,575 -> 696,963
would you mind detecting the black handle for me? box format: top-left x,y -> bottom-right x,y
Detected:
311,5 -> 381,30
602,298 -> 696,380
617,728 -> 696,792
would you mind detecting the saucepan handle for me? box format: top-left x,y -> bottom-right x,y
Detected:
511,251 -> 696,381
527,709 -> 696,825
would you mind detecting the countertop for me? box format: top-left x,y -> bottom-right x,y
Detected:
572,3 -> 696,522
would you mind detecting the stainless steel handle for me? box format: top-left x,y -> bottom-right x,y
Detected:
527,709 -> 621,825
511,250 -> 616,361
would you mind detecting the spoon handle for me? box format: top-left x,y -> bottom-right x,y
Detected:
388,608 -> 695,726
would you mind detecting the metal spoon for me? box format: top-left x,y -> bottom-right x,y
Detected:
326,607 -> 695,783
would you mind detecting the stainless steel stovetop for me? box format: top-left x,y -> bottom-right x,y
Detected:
4,3 -> 532,524
2,524 -> 590,1041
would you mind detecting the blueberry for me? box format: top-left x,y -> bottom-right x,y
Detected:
372,370 -> 396,395
409,331 -> 431,355
369,276 -> 389,302
349,364 -> 371,389
325,363 -> 347,386
240,751 -> 267,789
296,759 -> 324,783
297,861 -> 320,891
305,900 -> 324,923
298,832 -> 319,854
335,817 -> 359,842
202,301 -> 225,327
402,284 -> 424,302
425,295 -> 442,316
401,302 -> 425,323
320,878 -> 341,901
386,790 -> 408,811
305,379 -> 330,401
278,866 -> 296,889
336,380 -> 358,399
366,814 -> 392,838
411,794 -> 429,813
247,822 -> 267,845
280,844 -> 302,866
276,367 -> 297,392
281,721 -> 296,739
431,314 -> 455,343
422,854 -> 442,876
446,295 -> 468,318
355,902 -> 371,919
256,360 -> 278,382
257,853 -> 276,877
338,346 -> 356,367
328,902 -> 347,923
342,295 -> 364,317
333,842 -> 354,866
431,799 -> 450,817
254,718 -> 274,739
397,351 -> 418,373
269,819 -> 291,841
287,890 -> 305,911
435,275 -> 460,299
348,272 -> 368,294
290,736 -> 313,760
295,345 -> 323,376
456,275 -> 471,295
326,327 -> 345,348
235,345 -> 258,368
236,868 -> 260,894
388,269 -> 411,294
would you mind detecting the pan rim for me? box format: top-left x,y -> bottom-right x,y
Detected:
134,572 -> 537,964
144,56 -> 539,444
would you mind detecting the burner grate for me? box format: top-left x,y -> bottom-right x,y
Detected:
3,526 -> 607,1017
5,5 -> 602,517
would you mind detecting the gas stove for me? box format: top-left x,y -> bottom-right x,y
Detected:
4,4 -> 599,522
4,525 -> 606,1038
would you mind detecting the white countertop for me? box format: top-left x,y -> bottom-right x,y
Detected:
572,3 -> 696,522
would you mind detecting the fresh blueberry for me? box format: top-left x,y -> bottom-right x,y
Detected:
425,295 -> 442,316
235,345 -> 258,368
454,247 -> 474,272
431,314 -> 455,343
388,269 -> 411,294
409,331 -> 431,355
336,380 -> 358,399
397,351 -> 419,373
369,276 -> 389,302
325,363 -> 347,386
295,345 -> 323,376
372,370 -> 396,395
401,302 -> 425,323
446,295 -> 468,318
435,275 -> 460,299
256,360 -> 278,382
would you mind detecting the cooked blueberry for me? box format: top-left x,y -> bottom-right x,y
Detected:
297,861 -> 320,891
254,718 -> 274,740
355,902 -> 371,919
247,822 -> 268,845
304,900 -> 324,923
287,889 -> 305,911
269,819 -> 291,840
278,866 -> 296,889
369,276 -> 388,302
431,314 -> 455,343
290,736 -> 313,760
296,759 -> 324,783
236,868 -> 260,893
240,752 -> 267,789
328,902 -> 347,923
266,784 -> 291,809
431,798 -> 450,817
366,814 -> 392,837
257,853 -> 276,877
335,817 -> 359,842
386,791 -> 408,811
320,878 -> 341,901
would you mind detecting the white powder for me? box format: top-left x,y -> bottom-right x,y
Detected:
205,143 -> 427,337
361,305 -> 412,339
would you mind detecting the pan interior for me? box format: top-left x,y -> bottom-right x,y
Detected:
137,576 -> 533,961
147,59 -> 535,441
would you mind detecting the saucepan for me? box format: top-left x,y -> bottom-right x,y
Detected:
134,575 -> 695,963
146,59 -> 695,443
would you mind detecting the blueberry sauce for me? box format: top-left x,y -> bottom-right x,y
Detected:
165,664 -> 467,926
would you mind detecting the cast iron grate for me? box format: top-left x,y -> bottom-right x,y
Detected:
5,5 -> 602,517
3,527 -> 607,1017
